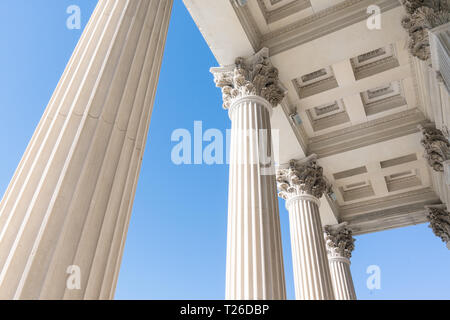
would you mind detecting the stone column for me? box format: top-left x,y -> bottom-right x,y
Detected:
211,48 -> 287,300
276,155 -> 334,300
0,0 -> 173,299
324,223 -> 357,300
425,205 -> 450,249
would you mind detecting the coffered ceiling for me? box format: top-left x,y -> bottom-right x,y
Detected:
183,0 -> 442,234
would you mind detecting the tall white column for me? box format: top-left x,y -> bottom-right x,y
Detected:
211,48 -> 287,300
277,155 -> 334,300
0,0 -> 172,299
324,223 -> 357,300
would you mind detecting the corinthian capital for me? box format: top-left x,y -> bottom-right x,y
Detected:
426,205 -> 450,249
400,0 -> 449,61
276,155 -> 328,199
419,124 -> 450,172
210,48 -> 287,110
324,223 -> 356,259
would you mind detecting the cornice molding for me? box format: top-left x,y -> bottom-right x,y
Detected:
257,0 -> 311,25
232,0 -> 400,55
346,211 -> 429,235
340,187 -> 440,217
263,0 -> 365,39
340,188 -> 441,235
309,109 -> 427,158
262,0 -> 401,55
341,187 -> 442,234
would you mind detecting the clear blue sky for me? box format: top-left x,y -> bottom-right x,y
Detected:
0,0 -> 449,300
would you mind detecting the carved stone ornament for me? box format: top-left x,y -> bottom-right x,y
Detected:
400,0 -> 450,61
276,155 -> 328,199
419,124 -> 450,172
210,48 -> 287,110
426,206 -> 450,249
324,223 -> 356,259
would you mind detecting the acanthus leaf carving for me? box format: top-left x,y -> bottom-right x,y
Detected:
211,48 -> 286,110
324,223 -> 356,259
420,124 -> 450,172
276,155 -> 328,199
426,206 -> 450,248
400,0 -> 450,61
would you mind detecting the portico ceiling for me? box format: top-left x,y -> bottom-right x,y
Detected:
183,0 -> 442,234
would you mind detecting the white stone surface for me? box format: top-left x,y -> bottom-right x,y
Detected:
183,0 -> 254,65
277,157 -> 334,300
211,49 -> 287,300
225,96 -> 286,300
0,0 -> 172,299
287,195 -> 334,299
328,257 -> 356,300
324,223 -> 356,300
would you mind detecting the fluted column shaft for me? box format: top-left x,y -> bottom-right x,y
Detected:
226,96 -> 285,300
211,49 -> 287,300
328,256 -> 356,300
0,0 -> 172,299
286,195 -> 334,300
277,156 -> 334,300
